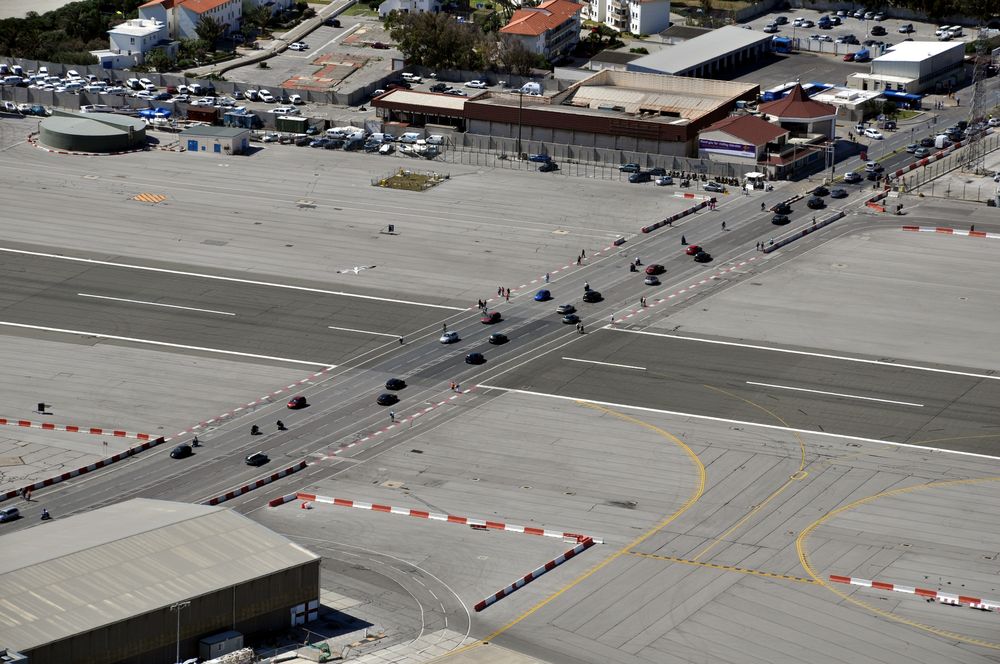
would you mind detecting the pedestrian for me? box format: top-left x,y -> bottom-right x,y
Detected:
956,97 -> 960,107
721,220 -> 727,231
634,256 -> 641,266
584,281 -> 590,291
505,291 -> 510,302
756,241 -> 760,251
971,225 -> 975,232
769,238 -> 774,246
497,286 -> 502,296
576,255 -> 582,265
399,336 -> 404,345
667,219 -> 673,226
610,314 -> 615,325
455,383 -> 460,392
581,249 -> 586,258
443,322 -> 447,332
579,324 -> 585,334
389,411 -> 395,423
761,202 -> 766,212
681,235 -> 687,245
25,488 -> 31,501
544,272 -> 550,283
812,218 -> 816,227
450,381 -> 455,391
576,322 -> 582,333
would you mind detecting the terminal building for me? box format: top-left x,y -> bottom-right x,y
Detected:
0,499 -> 320,664
848,41 -> 966,94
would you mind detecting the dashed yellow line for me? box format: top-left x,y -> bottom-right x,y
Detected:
797,476 -> 1000,650
132,192 -> 166,204
439,402 -> 706,659
690,384 -> 807,562
628,551 -> 817,585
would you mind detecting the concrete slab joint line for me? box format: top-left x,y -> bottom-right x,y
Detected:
830,575 -> 1000,612
292,492 -> 602,543
1,436 -> 166,503
0,417 -> 151,440
202,460 -> 309,506
474,537 -> 597,612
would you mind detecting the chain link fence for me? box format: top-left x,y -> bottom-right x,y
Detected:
902,133 -> 1000,202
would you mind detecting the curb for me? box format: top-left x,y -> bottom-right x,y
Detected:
3,436 -> 165,501
0,417 -> 152,440
202,459 -> 309,506
292,492 -> 602,543
641,198 -> 715,234
830,574 -> 1000,611
902,225 -> 997,238
474,537 -> 597,611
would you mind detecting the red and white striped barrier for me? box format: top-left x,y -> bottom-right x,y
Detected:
3,436 -> 166,501
902,225 -> 998,239
0,416 -> 152,440
269,492 -> 300,507
202,460 -> 309,506
830,574 -> 1000,611
291,492 -> 600,543
474,537 -> 597,611
641,198 -> 715,234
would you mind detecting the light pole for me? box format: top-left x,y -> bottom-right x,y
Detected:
170,601 -> 191,663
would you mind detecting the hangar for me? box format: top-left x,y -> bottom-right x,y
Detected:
625,25 -> 773,78
0,499 -> 320,664
38,110 -> 146,153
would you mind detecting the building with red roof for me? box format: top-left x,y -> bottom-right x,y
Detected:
758,83 -> 836,139
139,0 -> 258,41
500,0 -> 583,59
698,114 -> 789,165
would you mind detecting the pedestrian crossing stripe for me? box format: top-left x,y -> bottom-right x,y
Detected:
132,193 -> 167,204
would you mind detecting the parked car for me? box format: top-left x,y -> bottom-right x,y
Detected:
870,25 -> 886,36
430,82 -> 450,93
465,80 -> 488,89
310,138 -> 331,148
539,162 -> 559,172
899,23 -> 914,33
528,153 -> 551,162
258,89 -> 275,102
654,176 -> 674,186
629,171 -> 651,183
648,167 -> 666,176
289,94 -> 304,104
372,42 -> 390,49
289,41 -> 309,51
703,181 -> 726,192
269,106 -> 300,115
618,163 -> 640,173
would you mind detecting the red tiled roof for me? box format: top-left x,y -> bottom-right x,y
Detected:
702,114 -> 787,146
759,84 -> 835,119
501,0 -> 582,37
139,0 -> 174,8
140,0 -> 231,12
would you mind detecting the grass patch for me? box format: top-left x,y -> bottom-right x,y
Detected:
895,109 -> 920,120
343,3 -> 378,16
374,169 -> 448,192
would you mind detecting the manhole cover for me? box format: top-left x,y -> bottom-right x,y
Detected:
297,199 -> 317,208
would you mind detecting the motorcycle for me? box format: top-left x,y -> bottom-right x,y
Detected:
680,179 -> 691,188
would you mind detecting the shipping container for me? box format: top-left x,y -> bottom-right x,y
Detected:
186,106 -> 219,124
276,115 -> 309,133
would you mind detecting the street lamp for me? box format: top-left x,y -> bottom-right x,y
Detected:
170,601 -> 191,663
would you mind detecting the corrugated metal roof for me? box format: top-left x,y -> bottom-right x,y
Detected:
379,90 -> 470,111
0,499 -> 318,652
627,25 -> 773,74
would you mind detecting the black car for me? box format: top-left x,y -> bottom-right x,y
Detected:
771,213 -> 790,225
377,392 -> 399,406
866,170 -> 880,181
488,332 -> 508,344
830,187 -> 848,199
385,378 -> 406,390
919,137 -> 935,148
430,82 -> 449,93
648,167 -> 666,176
812,185 -> 829,197
582,290 -> 603,303
556,304 -> 576,315
807,196 -> 826,209
562,313 -> 580,324
539,162 -> 560,172
245,452 -> 269,466
843,171 -> 862,184
324,17 -> 341,26
310,138 -> 331,148
324,139 -> 344,150
295,135 -> 312,146
628,171 -> 652,183
170,444 -> 193,459
465,352 -> 486,365
883,120 -> 896,131
693,251 -> 712,263
773,202 -> 792,214
870,25 -> 886,36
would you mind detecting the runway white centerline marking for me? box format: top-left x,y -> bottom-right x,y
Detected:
745,381 -> 924,407
0,321 -> 335,367
0,246 -> 465,311
475,385 -> 1000,460
78,293 -> 236,316
612,328 -> 1000,381
327,325 -> 399,337
563,357 -> 646,371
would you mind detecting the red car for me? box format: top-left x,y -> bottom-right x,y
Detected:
287,395 -> 308,409
481,311 -> 502,324
645,264 -> 665,275
843,53 -> 855,61
685,245 -> 701,256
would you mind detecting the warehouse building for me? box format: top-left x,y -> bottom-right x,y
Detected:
38,110 -> 146,153
848,41 -> 965,94
625,25 -> 772,78
0,499 -> 320,664
181,125 -> 250,155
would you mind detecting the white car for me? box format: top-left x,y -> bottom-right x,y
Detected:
988,118 -> 999,127
440,331 -> 460,344
262,133 -> 280,142
289,94 -> 304,105
863,127 -> 884,140
193,97 -> 215,106
289,41 -> 309,51
465,80 -> 488,89
269,106 -> 300,115
258,89 -> 275,102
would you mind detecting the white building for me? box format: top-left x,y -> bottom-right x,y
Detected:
627,25 -> 772,77
378,0 -> 441,18
848,41 -> 965,94
500,0 -> 583,59
90,18 -> 175,68
586,0 -> 668,34
139,0 -> 243,42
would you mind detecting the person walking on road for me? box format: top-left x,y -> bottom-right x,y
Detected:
761,202 -> 766,212
544,273 -> 550,283
721,220 -> 727,231
389,411 -> 395,423
681,235 -> 687,245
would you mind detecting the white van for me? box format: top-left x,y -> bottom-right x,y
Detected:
2,76 -> 22,85
425,134 -> 444,145
83,83 -> 106,93
399,131 -> 422,143
126,77 -> 142,90
520,82 -> 542,95
63,81 -> 83,92
189,83 -> 204,95
401,72 -> 423,83
948,26 -> 963,37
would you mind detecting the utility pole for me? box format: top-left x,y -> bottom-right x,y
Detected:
170,601 -> 191,663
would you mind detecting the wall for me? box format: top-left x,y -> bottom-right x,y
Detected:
787,1 -> 982,27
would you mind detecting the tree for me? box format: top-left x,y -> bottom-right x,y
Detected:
145,47 -> 174,72
386,11 -> 489,70
498,35 -> 535,76
195,14 -> 226,49
243,3 -> 272,33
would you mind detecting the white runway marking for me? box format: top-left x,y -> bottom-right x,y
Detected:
613,328 -> 1000,381
745,381 -> 924,407
475,385 -> 1000,460
78,293 -> 236,316
563,357 -> 646,371
0,246 -> 465,311
0,321 -> 335,367
327,325 -> 399,337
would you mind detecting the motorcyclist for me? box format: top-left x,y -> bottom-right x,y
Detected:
276,420 -> 285,431
583,281 -> 590,291
41,508 -> 50,520
251,424 -> 260,435
192,436 -> 200,447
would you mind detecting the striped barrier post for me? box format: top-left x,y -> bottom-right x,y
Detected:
474,537 -> 596,611
201,459 -> 309,506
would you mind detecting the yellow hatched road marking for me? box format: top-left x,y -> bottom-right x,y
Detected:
132,193 -> 167,204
